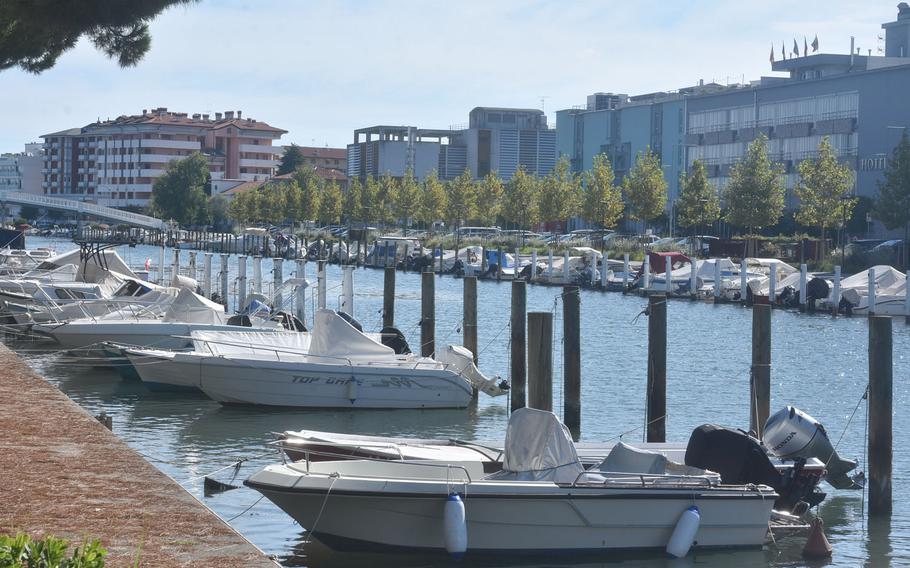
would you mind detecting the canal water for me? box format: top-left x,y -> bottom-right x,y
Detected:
10,236 -> 909,567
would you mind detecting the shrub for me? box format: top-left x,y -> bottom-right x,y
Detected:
0,533 -> 107,567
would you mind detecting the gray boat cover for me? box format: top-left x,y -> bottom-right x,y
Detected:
597,442 -> 668,474
491,407 -> 584,484
163,288 -> 227,324
309,309 -> 395,360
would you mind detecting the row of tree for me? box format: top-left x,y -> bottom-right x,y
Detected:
154,134 -> 910,250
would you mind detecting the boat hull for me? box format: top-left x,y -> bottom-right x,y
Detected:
196,356 -> 474,408
248,470 -> 775,553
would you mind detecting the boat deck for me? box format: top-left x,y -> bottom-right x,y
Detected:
0,344 -> 277,566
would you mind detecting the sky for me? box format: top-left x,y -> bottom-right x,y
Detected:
0,0 -> 897,153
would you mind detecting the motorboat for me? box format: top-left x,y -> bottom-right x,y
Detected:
834,265 -> 907,315
247,408 -> 778,555
123,309 -> 508,407
32,287 -> 288,353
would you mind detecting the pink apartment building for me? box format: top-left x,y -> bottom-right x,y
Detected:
41,108 -> 287,208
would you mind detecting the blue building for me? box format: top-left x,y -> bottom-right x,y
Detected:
556,4 -> 910,236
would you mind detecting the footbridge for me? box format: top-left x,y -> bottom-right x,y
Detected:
0,192 -> 168,231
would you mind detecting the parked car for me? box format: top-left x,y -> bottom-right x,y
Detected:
871,239 -> 903,253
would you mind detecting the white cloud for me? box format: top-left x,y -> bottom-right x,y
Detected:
0,0 -> 897,152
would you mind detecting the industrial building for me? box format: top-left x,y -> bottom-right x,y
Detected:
346,107 -> 556,182
556,4 -> 910,236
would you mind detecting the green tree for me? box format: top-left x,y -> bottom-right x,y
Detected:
208,194 -> 230,230
1,1 -> 195,73
417,170 -> 447,230
874,130 -> 910,265
795,137 -> 856,257
344,177 -> 363,224
723,134 -> 785,233
277,144 -> 305,176
475,172 -> 504,226
446,169 -> 477,228
581,153 -> 624,229
318,179 -> 343,225
502,166 -> 540,231
676,160 -> 720,231
292,167 -> 321,222
362,175 -> 380,224
622,147 -> 667,227
538,156 -> 581,227
150,152 -> 210,226
376,172 -> 397,227
393,168 -> 420,231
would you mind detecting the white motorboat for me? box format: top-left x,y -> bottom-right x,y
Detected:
124,309 -> 508,407
32,287 -> 285,352
835,265 -> 907,315
247,408 -> 777,555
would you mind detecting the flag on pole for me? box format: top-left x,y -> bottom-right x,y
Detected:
793,38 -> 799,57
811,35 -> 819,52
804,37 -> 809,56
770,45 -> 775,63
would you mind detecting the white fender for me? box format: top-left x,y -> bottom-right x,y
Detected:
443,493 -> 467,558
666,505 -> 700,558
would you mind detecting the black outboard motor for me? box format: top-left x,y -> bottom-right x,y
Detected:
684,424 -> 823,512
336,311 -> 363,332
272,311 -> 307,332
479,263 -> 499,279
227,314 -> 253,327
379,326 -> 411,354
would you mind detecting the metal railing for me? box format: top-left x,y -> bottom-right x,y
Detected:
0,192 -> 167,230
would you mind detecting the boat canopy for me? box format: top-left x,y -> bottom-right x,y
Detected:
309,309 -> 394,361
163,288 -> 227,324
191,330 -> 309,356
35,248 -> 138,281
840,265 -> 906,296
491,408 -> 584,484
644,251 -> 691,276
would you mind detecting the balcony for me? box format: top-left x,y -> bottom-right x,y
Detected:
239,158 -> 279,168
141,139 -> 201,151
78,168 -> 85,174
239,144 -> 283,155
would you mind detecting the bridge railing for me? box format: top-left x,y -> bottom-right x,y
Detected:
0,192 -> 167,230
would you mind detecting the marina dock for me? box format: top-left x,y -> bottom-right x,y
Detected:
0,344 -> 277,567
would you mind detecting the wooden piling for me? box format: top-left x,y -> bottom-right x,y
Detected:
497,247 -> 503,281
646,295 -> 667,442
219,254 -> 229,311
832,265 -> 842,317
295,258 -> 306,325
317,260 -> 327,309
382,266 -> 396,328
750,303 -> 772,436
273,258 -> 283,310
868,315 -> 893,516
563,286 -> 581,437
510,280 -> 526,412
464,276 -> 478,364
237,255 -> 247,308
527,312 -> 553,412
421,269 -> 435,357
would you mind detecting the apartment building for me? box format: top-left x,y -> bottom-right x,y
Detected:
41,108 -> 287,208
0,143 -> 43,195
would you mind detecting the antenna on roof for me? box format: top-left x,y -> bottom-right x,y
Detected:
539,95 -> 549,113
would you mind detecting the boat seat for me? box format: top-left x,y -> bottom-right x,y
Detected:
595,442 -> 668,475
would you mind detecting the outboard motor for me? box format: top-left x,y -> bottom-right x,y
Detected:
379,326 -> 411,354
227,314 -> 253,327
684,424 -> 823,512
272,311 -> 307,332
763,406 -> 860,490
336,311 -> 363,332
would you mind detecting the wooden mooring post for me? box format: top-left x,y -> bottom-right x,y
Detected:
646,294 -> 666,442
510,280 -> 526,412
563,286 -> 581,438
219,254 -> 229,311
421,269 -> 435,357
317,260 -> 327,309
527,312 -> 553,411
382,266 -> 396,328
750,303 -> 771,436
464,276 -> 478,364
868,315 -> 893,516
496,247 -> 503,282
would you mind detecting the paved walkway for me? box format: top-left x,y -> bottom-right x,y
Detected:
0,345 -> 277,567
